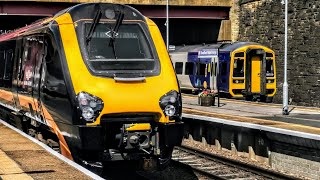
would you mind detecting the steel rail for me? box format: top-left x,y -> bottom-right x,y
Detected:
176,145 -> 299,180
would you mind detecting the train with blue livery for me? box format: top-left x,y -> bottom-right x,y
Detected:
170,42 -> 276,102
170,44 -> 220,92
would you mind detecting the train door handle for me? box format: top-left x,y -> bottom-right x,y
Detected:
258,73 -> 260,77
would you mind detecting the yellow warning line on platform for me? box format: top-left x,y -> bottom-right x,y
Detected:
0,150 -> 33,180
183,107 -> 320,135
182,95 -> 320,112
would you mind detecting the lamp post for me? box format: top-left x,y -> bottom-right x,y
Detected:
166,0 -> 169,51
282,0 -> 289,115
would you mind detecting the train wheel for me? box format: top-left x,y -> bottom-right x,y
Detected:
157,147 -> 174,171
47,139 -> 60,153
245,95 -> 253,101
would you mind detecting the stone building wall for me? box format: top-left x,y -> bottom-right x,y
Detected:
236,0 -> 320,106
230,0 -> 240,41
270,152 -> 320,179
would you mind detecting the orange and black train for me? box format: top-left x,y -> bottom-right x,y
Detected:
0,3 -> 183,169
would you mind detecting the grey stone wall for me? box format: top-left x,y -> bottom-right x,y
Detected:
270,152 -> 320,179
237,0 -> 320,107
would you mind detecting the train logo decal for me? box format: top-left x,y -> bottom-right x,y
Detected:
198,49 -> 218,58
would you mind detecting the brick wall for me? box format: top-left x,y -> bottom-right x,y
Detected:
236,0 -> 320,106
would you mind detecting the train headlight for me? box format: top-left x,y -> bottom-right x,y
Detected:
77,92 -> 104,122
164,105 -> 176,116
233,79 -> 244,84
82,107 -> 95,120
159,90 -> 181,118
267,79 -> 274,83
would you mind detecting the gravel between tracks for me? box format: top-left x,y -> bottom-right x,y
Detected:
182,139 -> 309,180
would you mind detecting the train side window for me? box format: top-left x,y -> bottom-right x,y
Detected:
198,63 -> 206,76
215,62 -> 217,76
175,62 -> 183,74
0,51 -> 5,81
266,59 -> 274,77
211,62 -> 214,77
185,62 -> 194,75
221,62 -> 227,76
210,62 -> 217,76
4,50 -> 13,80
233,58 -> 244,77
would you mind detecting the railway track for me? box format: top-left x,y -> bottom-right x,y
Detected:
173,145 -> 299,180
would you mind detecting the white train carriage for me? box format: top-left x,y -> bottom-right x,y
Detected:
170,44 -> 220,93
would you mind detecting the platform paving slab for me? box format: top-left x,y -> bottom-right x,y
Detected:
0,123 -> 92,180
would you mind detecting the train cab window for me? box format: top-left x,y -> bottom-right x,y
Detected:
233,58 -> 244,77
266,59 -> 274,77
185,62 -> 194,75
4,50 -> 13,80
175,62 -> 183,74
81,22 -> 160,77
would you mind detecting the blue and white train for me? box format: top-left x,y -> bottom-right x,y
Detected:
170,42 -> 277,102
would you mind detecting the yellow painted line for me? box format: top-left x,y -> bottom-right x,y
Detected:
183,107 -> 275,123
182,95 -> 320,112
0,150 -> 33,180
183,108 -> 320,135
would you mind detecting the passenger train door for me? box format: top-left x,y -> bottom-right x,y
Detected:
251,56 -> 261,93
31,36 -> 46,124
12,39 -> 23,111
198,49 -> 219,90
209,56 -> 218,90
15,36 -> 46,124
196,58 -> 210,89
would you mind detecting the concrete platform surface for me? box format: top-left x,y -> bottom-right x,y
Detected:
182,95 -> 320,135
0,123 -> 93,180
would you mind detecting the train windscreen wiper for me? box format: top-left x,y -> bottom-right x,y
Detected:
108,6 -> 125,59
86,7 -> 102,45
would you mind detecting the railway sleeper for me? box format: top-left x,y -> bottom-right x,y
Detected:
197,165 -> 221,170
220,173 -> 246,178
188,163 -> 203,166
172,156 -> 195,160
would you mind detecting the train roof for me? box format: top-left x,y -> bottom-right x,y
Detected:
171,44 -> 223,53
170,42 -> 272,54
63,3 -> 145,22
0,3 -> 144,42
219,42 -> 266,52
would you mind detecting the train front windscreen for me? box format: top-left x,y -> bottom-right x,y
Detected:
79,21 -> 160,77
